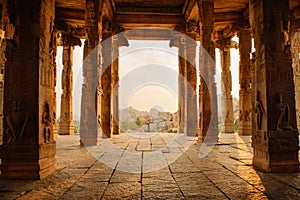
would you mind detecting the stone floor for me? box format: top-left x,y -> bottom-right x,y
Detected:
1,132 -> 300,200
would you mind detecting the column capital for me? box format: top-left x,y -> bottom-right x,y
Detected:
215,36 -> 238,50
57,33 -> 82,47
186,20 -> 199,35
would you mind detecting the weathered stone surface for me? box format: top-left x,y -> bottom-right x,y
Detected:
250,0 -> 300,172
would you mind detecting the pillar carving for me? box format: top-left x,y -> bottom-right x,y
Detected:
185,21 -> 198,136
0,0 -> 56,179
59,34 -> 81,135
170,30 -> 186,133
292,31 -> 300,133
238,29 -> 252,135
216,38 -> 234,133
51,29 -> 58,140
111,27 -> 128,135
197,0 -> 218,142
0,28 -> 6,145
250,0 -> 299,172
101,19 -> 112,138
80,0 -> 102,146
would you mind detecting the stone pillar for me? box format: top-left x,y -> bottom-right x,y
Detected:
59,39 -> 75,135
170,31 -> 186,133
250,0 -> 299,172
292,31 -> 300,132
0,28 -> 5,145
185,21 -> 198,136
238,29 -> 252,135
197,0 -> 218,142
51,29 -> 58,140
80,0 -> 102,146
217,38 -> 234,133
0,0 -> 56,179
178,35 -> 187,133
111,30 -> 128,135
101,20 -> 112,138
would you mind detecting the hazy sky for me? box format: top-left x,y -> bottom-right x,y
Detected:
55,38 -> 241,118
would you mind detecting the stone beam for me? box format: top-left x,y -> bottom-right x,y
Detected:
116,6 -> 181,14
214,11 -> 243,23
115,14 -> 183,26
124,29 -> 174,40
182,0 -> 196,20
55,7 -> 85,23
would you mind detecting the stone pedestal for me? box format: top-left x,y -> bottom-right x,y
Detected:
238,29 -> 252,135
253,130 -> 299,172
0,0 -> 56,179
250,0 -> 299,172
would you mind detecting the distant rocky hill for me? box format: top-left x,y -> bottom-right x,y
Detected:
120,107 -> 178,133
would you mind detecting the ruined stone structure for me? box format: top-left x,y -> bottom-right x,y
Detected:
0,0 -> 299,179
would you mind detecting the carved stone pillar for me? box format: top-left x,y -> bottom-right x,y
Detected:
292,31 -> 300,133
51,29 -> 58,140
0,0 -> 56,179
170,32 -> 186,133
197,0 -> 218,142
217,38 -> 234,133
185,21 -> 198,136
0,28 -> 5,145
111,30 -> 128,135
250,0 -> 299,172
59,38 -> 75,135
101,20 -> 112,138
238,29 -> 252,135
80,0 -> 102,146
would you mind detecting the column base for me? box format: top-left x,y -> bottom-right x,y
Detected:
221,124 -> 235,134
238,125 -> 252,136
0,142 -> 56,179
59,125 -> 74,135
80,137 -> 101,146
252,130 -> 300,173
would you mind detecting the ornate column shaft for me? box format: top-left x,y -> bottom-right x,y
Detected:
292,31 -> 300,133
198,0 -> 218,142
111,29 -> 128,135
80,0 -> 102,146
185,21 -> 198,136
170,32 -> 186,133
59,35 -> 77,135
0,0 -> 56,179
238,29 -> 252,135
250,0 -> 299,172
217,38 -> 234,133
101,20 -> 112,138
51,29 -> 58,140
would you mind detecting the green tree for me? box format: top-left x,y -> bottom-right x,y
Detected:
135,117 -> 143,127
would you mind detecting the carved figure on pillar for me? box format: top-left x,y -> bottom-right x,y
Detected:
255,91 -> 264,130
275,93 -> 294,131
42,101 -> 52,143
5,100 -> 28,144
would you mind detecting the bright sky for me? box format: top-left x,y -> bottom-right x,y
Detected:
56,38 -> 241,119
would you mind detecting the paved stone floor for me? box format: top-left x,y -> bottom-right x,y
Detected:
1,133 -> 300,200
